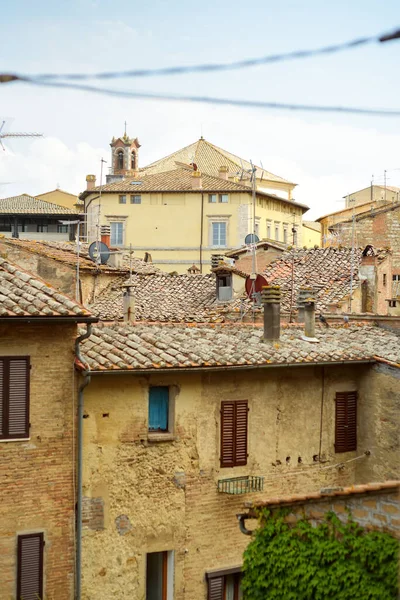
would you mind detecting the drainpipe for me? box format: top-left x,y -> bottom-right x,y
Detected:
74,324 -> 92,600
237,513 -> 253,535
200,191 -> 204,273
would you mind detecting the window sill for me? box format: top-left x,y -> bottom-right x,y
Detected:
147,432 -> 175,443
0,437 -> 30,443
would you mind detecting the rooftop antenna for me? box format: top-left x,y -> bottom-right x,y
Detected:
124,121 -> 127,136
260,160 -> 265,182
95,158 -> 107,265
288,211 -> 297,323
0,119 -> 43,151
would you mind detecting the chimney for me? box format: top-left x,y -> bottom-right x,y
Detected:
100,224 -> 110,248
191,170 -> 202,189
86,174 -> 96,190
122,282 -> 135,323
302,292 -> 319,342
218,166 -> 229,180
297,286 -> 313,323
261,285 -> 281,340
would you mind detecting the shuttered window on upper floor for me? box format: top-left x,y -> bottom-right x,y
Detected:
220,400 -> 248,468
335,391 -> 357,453
17,533 -> 44,600
0,357 -> 30,440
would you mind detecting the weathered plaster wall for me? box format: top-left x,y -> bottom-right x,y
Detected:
0,324 -> 77,600
80,362 -> 398,599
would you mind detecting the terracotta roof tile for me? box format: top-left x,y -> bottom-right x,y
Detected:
0,257 -> 93,319
0,194 -> 78,214
79,323 -> 400,372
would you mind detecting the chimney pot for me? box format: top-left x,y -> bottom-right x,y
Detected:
100,224 -> 111,248
261,285 -> 281,340
218,166 -> 229,180
191,170 -> 202,189
301,292 -> 319,342
297,286 -> 313,323
123,283 -> 135,323
86,174 -> 96,191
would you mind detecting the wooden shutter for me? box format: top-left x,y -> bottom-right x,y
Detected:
0,357 -> 30,440
220,400 -> 248,467
17,533 -> 44,600
335,392 -> 357,453
207,576 -> 224,600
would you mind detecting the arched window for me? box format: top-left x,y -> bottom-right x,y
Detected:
116,151 -> 124,171
131,151 -> 136,170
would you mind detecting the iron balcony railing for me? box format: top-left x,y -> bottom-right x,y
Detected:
217,475 -> 264,495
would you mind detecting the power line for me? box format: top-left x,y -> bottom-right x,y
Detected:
1,28 -> 398,83
7,78 -> 400,117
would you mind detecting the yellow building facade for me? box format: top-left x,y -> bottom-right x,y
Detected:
81,137 -> 307,273
36,188 -> 81,211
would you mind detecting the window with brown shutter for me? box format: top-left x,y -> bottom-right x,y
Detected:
207,575 -> 224,600
0,357 -> 30,440
220,400 -> 248,467
17,533 -> 44,600
335,391 -> 357,453
206,568 -> 242,600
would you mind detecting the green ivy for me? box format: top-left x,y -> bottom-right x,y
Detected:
242,509 -> 399,600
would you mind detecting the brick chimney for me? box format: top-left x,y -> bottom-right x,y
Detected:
100,224 -> 110,248
191,170 -> 202,189
218,166 -> 229,180
261,285 -> 281,340
122,282 -> 135,323
86,174 -> 96,190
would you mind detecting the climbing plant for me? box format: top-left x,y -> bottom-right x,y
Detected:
242,509 -> 399,600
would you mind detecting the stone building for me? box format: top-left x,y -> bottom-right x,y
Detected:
77,303 -> 399,599
0,257 -> 95,600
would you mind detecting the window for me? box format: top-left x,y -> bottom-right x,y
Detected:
220,400 -> 248,467
206,569 -> 242,600
254,220 -> 260,237
116,151 -> 124,170
383,273 -> 387,286
0,218 -> 11,231
149,386 -> 169,432
130,195 -> 141,204
266,221 -> 271,239
37,223 -> 48,233
219,194 -> 229,203
217,274 -> 232,301
389,300 -> 397,308
275,225 -> 279,241
393,275 -> 400,281
283,227 -> 288,244
146,551 -> 174,600
212,222 -> 227,247
209,194 -> 228,203
17,533 -> 44,600
209,194 -> 217,203
110,222 -> 124,246
119,195 -> 127,204
57,224 -> 69,233
131,151 -> 136,170
0,357 -> 30,440
335,391 -> 357,453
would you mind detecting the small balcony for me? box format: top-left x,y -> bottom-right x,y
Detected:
217,475 -> 264,495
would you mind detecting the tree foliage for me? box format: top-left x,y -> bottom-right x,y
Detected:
242,509 -> 399,600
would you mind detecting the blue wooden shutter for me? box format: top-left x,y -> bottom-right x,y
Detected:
149,387 -> 169,431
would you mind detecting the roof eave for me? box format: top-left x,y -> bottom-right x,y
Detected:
0,316 -> 99,324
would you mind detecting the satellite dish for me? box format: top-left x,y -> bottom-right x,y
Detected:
245,274 -> 268,298
88,241 -> 110,265
245,233 -> 260,245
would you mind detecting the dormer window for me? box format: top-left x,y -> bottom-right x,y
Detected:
216,273 -> 232,301
116,151 -> 124,171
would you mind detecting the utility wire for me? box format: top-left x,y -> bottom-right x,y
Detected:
0,28 -> 398,83
5,77 -> 400,117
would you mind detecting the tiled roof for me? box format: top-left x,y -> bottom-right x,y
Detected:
226,240 -> 286,257
141,138 -> 295,185
1,239 -> 160,274
263,247 -> 389,312
90,273 -> 219,322
303,220 -> 322,232
0,257 -> 94,320
0,194 -> 78,215
79,323 -> 400,372
246,481 -> 400,509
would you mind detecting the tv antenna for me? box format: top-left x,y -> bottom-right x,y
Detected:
0,120 -> 43,151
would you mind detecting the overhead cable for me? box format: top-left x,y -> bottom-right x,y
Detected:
0,27 -> 398,83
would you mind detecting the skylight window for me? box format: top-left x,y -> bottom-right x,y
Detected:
130,181 -> 142,185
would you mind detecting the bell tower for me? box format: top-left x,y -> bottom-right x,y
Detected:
109,128 -> 141,177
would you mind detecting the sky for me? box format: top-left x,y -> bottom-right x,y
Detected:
0,0 -> 399,219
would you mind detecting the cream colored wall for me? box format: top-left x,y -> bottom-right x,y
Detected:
36,189 -> 79,211
80,362 -> 391,599
302,225 -> 321,248
345,186 -> 399,209
86,191 -> 304,273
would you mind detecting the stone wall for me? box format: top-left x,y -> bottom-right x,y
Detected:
80,361 -> 399,599
0,323 -> 77,600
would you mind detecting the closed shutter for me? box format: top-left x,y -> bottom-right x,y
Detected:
335,392 -> 357,453
148,386 -> 169,431
17,533 -> 44,600
207,576 -> 224,600
0,357 -> 30,440
220,400 -> 248,467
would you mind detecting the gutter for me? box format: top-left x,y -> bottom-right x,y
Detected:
82,359 -> 375,377
237,513 -> 253,535
74,324 -> 93,600
0,316 -> 98,324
